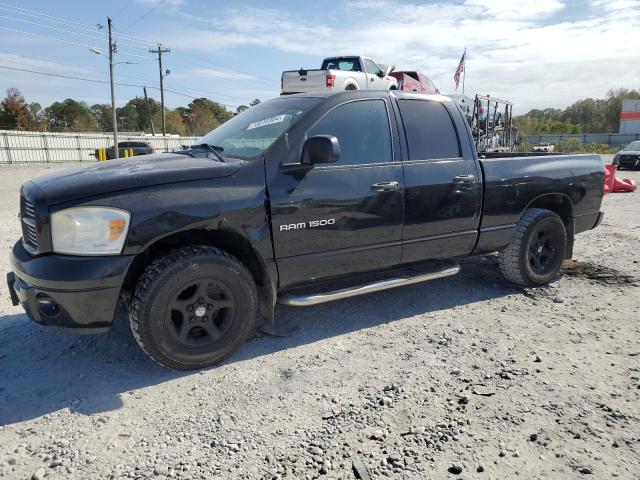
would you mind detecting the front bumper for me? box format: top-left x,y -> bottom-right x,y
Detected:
7,241 -> 135,333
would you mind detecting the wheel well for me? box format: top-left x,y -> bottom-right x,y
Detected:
526,194 -> 572,227
345,84 -> 357,90
525,194 -> 574,258
122,229 -> 272,296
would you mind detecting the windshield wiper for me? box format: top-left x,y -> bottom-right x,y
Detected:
193,143 -> 226,162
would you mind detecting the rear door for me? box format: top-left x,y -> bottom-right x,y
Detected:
268,98 -> 404,288
395,98 -> 482,263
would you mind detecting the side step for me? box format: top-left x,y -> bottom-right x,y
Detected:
278,262 -> 460,307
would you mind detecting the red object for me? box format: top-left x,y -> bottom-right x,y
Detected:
604,164 -> 616,194
620,111 -> 640,121
326,74 -> 335,88
613,176 -> 637,192
389,71 -> 438,93
605,164 -> 637,193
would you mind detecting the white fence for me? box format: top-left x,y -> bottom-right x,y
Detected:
0,130 -> 199,164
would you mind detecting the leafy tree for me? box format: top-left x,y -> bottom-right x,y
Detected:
184,98 -> 233,136
517,89 -> 640,134
91,104 -> 113,132
117,97 -> 162,133
236,99 -> 261,115
44,99 -> 97,131
164,108 -> 188,136
0,88 -> 31,129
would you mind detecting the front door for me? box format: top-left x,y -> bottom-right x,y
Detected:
268,98 -> 403,289
364,58 -> 383,90
396,98 -> 483,263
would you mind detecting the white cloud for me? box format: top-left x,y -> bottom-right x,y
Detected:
149,0 -> 639,111
0,52 -> 97,76
190,68 -> 254,80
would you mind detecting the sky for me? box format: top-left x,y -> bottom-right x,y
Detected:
0,0 -> 638,114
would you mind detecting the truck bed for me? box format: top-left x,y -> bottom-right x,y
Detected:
474,153 -> 604,254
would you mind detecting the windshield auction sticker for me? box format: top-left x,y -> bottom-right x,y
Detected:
246,114 -> 286,130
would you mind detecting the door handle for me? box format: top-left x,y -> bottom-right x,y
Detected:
371,181 -> 399,192
453,174 -> 476,184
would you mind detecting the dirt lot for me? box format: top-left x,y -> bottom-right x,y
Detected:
0,160 -> 639,480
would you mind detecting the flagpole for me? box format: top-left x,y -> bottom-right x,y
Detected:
462,47 -> 466,97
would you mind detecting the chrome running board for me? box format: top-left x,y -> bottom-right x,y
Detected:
278,263 -> 460,306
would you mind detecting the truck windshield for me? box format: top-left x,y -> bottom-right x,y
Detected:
197,97 -> 320,159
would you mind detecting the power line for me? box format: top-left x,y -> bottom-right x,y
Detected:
113,0 -> 135,20
0,14 -> 148,49
0,64 -> 240,108
0,2 -> 154,46
0,1 -> 278,89
120,0 -> 164,33
0,25 -> 153,60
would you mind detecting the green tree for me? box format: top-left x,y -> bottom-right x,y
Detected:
44,99 -> 97,131
117,97 -> 161,133
164,108 -> 188,136
90,104 -> 113,132
184,98 -> 233,136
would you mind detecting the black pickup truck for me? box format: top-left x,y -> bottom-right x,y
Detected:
7,91 -> 604,369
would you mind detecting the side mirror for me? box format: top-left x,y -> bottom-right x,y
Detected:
301,135 -> 340,165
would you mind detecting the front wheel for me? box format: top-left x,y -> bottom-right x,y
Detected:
498,208 -> 567,287
129,246 -> 257,370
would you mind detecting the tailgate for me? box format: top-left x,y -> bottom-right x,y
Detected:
282,69 -> 329,93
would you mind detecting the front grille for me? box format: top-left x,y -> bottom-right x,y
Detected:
20,196 -> 38,250
619,155 -> 640,167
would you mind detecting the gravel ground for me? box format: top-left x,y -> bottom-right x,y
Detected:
0,159 -> 639,480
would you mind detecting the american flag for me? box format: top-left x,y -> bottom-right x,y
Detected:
454,50 -> 466,91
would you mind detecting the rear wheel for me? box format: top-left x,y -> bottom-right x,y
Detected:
498,208 -> 567,287
129,246 -> 257,370
345,85 -> 357,91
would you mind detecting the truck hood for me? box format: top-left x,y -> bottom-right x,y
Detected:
27,153 -> 243,205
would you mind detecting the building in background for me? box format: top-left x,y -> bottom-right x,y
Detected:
619,99 -> 640,134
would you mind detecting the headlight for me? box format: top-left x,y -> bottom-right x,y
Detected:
51,207 -> 131,255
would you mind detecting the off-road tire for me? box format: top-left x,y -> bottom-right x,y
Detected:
498,208 -> 567,287
129,246 -> 257,370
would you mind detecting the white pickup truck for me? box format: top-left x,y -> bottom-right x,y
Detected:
281,56 -> 398,95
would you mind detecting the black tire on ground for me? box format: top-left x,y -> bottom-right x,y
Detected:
498,208 -> 567,287
129,245 -> 257,370
345,85 -> 357,90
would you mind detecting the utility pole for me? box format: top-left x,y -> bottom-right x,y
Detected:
149,44 -> 170,135
143,87 -> 155,135
107,17 -> 118,159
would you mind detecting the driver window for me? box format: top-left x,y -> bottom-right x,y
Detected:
364,59 -> 382,75
308,100 -> 392,166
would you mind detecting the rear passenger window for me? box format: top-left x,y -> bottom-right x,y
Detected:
398,100 -> 460,160
308,100 -> 392,166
